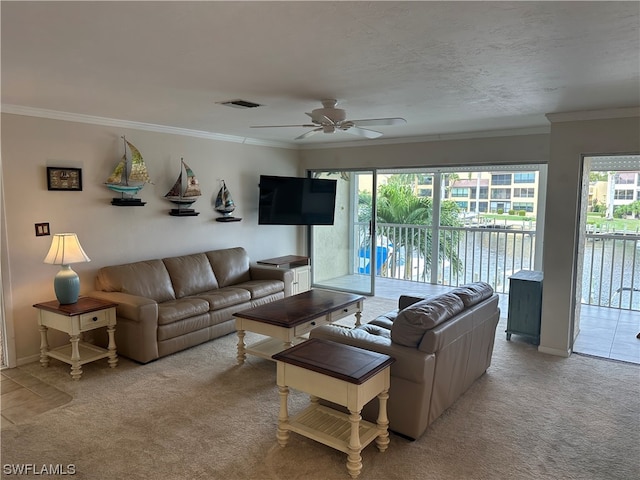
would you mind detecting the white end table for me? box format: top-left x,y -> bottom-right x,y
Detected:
273,338 -> 395,479
33,297 -> 118,380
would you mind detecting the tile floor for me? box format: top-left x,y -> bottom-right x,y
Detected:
1,367 -> 72,427
573,304 -> 640,364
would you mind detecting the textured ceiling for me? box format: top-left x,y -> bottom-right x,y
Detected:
1,1 -> 639,146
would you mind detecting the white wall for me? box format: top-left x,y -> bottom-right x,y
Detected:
1,113 -> 300,364
540,113 -> 640,357
299,133 -> 549,170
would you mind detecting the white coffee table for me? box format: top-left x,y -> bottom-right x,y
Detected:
233,289 -> 364,364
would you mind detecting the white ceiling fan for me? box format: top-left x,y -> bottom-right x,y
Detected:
251,99 -> 407,140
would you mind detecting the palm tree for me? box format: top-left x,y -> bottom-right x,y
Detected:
375,177 -> 463,280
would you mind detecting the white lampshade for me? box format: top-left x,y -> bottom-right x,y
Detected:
43,233 -> 91,265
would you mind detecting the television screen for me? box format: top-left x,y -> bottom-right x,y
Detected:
258,175 -> 337,225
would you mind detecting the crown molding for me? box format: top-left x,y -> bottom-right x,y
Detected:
546,107 -> 640,123
0,104 -> 296,150
2,103 -> 555,151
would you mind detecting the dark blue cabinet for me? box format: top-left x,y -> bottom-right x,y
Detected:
506,270 -> 543,345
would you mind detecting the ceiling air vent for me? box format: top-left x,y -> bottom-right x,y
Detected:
218,99 -> 263,109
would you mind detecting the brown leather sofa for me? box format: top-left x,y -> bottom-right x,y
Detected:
90,247 -> 293,363
309,282 -> 500,440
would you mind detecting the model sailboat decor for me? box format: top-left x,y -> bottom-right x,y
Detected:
105,136 -> 151,206
165,158 -> 202,216
215,180 -> 241,222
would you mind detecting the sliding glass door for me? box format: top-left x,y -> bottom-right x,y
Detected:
309,170 -> 376,295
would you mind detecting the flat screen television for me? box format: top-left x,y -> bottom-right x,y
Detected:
258,175 -> 337,225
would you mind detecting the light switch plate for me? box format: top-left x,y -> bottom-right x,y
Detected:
35,223 -> 50,237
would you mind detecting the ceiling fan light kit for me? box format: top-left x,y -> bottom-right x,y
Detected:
251,99 -> 406,140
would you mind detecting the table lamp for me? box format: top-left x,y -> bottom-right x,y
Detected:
43,233 -> 91,304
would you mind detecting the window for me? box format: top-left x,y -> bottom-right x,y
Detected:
491,174 -> 512,185
513,202 -> 534,212
469,186 -> 489,199
514,173 -> 535,183
451,188 -> 468,197
491,188 -> 511,199
470,201 -> 489,213
418,175 -> 433,185
514,188 -> 535,198
418,188 -> 432,197
490,201 -> 511,212
615,173 -> 635,185
455,201 -> 468,209
614,190 -> 634,200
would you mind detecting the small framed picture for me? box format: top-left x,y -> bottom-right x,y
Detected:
47,167 -> 82,191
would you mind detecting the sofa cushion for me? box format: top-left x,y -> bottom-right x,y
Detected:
163,253 -> 219,298
391,293 -> 465,348
194,287 -> 252,310
157,297 -> 210,325
450,282 -> 494,307
234,280 -> 284,299
206,247 -> 251,287
95,259 -> 176,303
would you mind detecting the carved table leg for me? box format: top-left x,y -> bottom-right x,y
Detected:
354,308 -> 362,327
69,334 -> 82,380
277,385 -> 290,447
346,409 -> 363,478
107,325 -> 118,368
236,329 -> 246,365
375,388 -> 390,452
39,325 -> 50,368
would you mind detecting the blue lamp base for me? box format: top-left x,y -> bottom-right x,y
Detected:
53,265 -> 80,304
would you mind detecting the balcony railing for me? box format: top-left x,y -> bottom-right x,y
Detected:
583,231 -> 640,310
355,221 -> 640,311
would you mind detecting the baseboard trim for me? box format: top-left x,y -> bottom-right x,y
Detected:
537,345 -> 571,358
16,353 -> 41,367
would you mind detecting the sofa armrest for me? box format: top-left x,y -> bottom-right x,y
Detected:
89,291 -> 158,323
309,325 -> 435,384
249,265 -> 295,297
89,291 -> 160,363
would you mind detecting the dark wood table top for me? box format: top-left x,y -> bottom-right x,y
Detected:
273,338 -> 395,385
33,297 -> 118,316
257,255 -> 309,268
233,289 -> 364,328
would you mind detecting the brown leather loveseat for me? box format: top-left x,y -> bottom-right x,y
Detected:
310,282 -> 500,440
91,247 -> 293,363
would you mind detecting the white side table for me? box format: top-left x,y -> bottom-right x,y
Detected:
273,338 -> 395,479
33,297 -> 118,380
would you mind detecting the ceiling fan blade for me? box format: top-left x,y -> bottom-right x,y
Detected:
345,127 -> 383,139
295,128 -> 323,140
350,117 -> 407,127
251,124 -> 317,128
